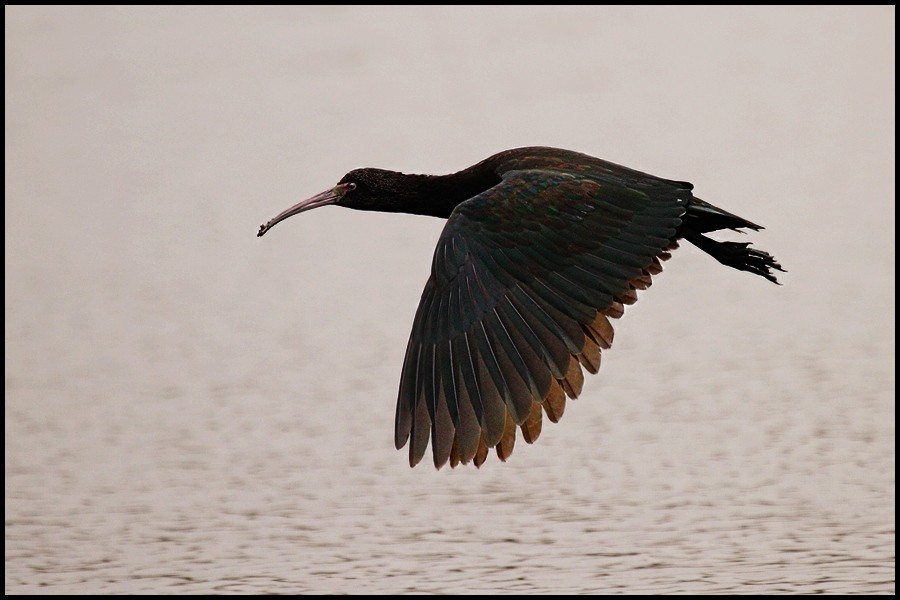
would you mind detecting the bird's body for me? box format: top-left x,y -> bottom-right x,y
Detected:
258,147 -> 784,469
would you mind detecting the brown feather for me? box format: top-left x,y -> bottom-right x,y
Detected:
520,400 -> 543,444
631,273 -> 653,290
475,349 -> 507,447
585,312 -> 614,349
542,378 -> 566,422
616,288 -> 638,305
560,355 -> 585,399
496,412 -> 517,462
474,435 -> 489,468
431,376 -> 455,469
454,376 -> 481,465
409,395 -> 431,467
644,256 -> 663,275
578,334 -> 601,374
604,301 -> 625,319
449,438 -> 460,468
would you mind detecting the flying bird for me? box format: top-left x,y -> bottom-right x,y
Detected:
258,147 -> 784,469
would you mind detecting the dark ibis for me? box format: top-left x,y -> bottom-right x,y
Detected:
258,147 -> 784,469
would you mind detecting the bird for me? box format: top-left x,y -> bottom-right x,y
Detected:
257,146 -> 784,469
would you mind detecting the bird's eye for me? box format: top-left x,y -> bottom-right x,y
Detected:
346,183 -> 357,191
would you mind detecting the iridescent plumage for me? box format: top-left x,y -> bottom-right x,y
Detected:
258,147 -> 784,468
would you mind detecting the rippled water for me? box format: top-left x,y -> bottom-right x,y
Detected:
5,6 -> 894,594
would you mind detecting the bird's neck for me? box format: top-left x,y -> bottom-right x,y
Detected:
378,166 -> 502,219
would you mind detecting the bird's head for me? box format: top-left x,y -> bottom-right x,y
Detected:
257,168 -> 414,237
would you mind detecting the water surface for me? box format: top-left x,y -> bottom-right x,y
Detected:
5,6 -> 894,594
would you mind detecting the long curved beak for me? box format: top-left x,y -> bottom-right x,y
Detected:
257,183 -> 352,237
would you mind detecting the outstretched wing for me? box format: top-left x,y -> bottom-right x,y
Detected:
395,169 -> 688,468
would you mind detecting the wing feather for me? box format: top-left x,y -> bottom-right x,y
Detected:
396,169 -> 685,467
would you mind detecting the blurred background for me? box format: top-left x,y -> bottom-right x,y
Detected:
5,6 -> 894,594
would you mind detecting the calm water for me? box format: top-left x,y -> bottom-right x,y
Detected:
5,6 -> 894,594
